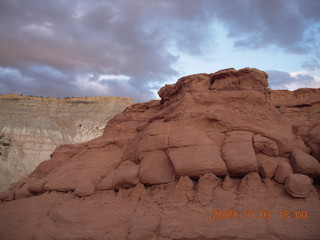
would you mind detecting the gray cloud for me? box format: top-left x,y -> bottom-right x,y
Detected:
267,70 -> 319,90
0,0 -> 319,101
213,0 -> 320,54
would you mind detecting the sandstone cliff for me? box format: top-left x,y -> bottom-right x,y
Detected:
271,88 -> 320,160
0,68 -> 319,240
0,95 -> 133,191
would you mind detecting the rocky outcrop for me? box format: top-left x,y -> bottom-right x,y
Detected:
271,88 -> 320,160
0,95 -> 133,191
0,68 -> 319,240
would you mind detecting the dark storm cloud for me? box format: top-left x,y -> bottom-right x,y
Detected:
213,0 -> 320,54
0,0 -> 319,101
0,0 -> 213,101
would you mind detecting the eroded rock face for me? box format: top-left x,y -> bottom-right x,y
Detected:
290,148 -> 320,177
271,88 -> 320,160
0,67 -> 319,240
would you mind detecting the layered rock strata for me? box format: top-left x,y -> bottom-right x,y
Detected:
0,95 -> 133,190
0,68 -> 319,240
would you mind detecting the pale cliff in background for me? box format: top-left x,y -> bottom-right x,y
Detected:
0,95 -> 133,191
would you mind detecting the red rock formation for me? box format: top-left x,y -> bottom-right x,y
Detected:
271,88 -> 320,160
0,68 -> 319,240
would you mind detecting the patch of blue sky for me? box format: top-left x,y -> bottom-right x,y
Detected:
171,23 -> 303,78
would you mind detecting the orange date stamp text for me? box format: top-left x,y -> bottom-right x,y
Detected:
211,210 -> 308,220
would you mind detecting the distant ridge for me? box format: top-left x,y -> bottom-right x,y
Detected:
0,94 -> 133,191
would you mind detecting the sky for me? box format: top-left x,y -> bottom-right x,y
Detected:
0,0 -> 319,102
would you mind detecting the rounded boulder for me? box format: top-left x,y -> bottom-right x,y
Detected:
284,174 -> 313,198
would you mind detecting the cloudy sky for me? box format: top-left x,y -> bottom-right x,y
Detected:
0,0 -> 319,102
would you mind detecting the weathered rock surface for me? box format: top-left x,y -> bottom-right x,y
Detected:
290,148 -> 320,177
0,95 -> 133,191
274,161 -> 293,184
0,67 -> 320,240
259,158 -> 278,178
284,173 -> 313,198
271,88 -> 320,160
254,134 -> 279,156
222,131 -> 257,176
139,150 -> 175,185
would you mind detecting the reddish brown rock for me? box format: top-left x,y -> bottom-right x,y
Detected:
210,67 -> 268,92
134,120 -> 172,154
14,183 -> 33,200
194,173 -> 220,206
139,150 -> 175,185
222,175 -> 234,191
212,187 -> 237,209
253,134 -> 279,157
168,124 -> 213,147
274,161 -> 293,184
127,208 -> 161,240
271,88 -> 320,108
113,161 -> 140,189
239,172 -> 264,195
222,131 -> 258,177
271,88 -> 320,161
284,174 -> 313,198
306,124 -> 320,161
0,68 -> 319,240
290,148 -> 320,177
96,172 -> 114,191
28,178 -> 47,193
0,190 -> 15,201
168,145 -> 228,177
293,136 -> 311,154
259,158 -> 278,179
170,176 -> 195,204
74,181 -> 95,197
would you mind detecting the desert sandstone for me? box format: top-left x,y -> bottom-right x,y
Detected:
0,68 -> 319,240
